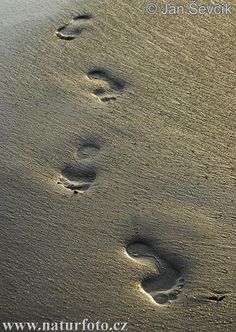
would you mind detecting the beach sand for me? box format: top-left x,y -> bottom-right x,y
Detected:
0,0 -> 235,330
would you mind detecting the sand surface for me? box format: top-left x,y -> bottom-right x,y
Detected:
0,0 -> 235,331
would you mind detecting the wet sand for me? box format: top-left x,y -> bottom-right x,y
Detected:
0,0 -> 235,331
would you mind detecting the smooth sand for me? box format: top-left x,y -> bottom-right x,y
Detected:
0,0 -> 235,330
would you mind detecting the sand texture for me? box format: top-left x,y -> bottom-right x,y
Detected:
0,0 -> 235,331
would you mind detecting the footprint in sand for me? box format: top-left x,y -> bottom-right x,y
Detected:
78,142 -> 101,159
126,241 -> 184,305
87,69 -> 126,103
57,164 -> 96,194
57,140 -> 101,193
56,14 -> 91,40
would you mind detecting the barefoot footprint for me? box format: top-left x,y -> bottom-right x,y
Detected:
58,165 -> 96,193
87,69 -> 126,102
56,14 -> 91,40
126,241 -> 184,305
78,142 -> 100,159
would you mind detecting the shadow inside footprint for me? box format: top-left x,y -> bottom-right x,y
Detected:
126,241 -> 184,305
194,292 -> 227,304
56,14 -> 91,40
88,69 -> 125,91
78,143 -> 100,158
94,88 -> 117,103
87,69 -> 126,102
58,165 -> 96,193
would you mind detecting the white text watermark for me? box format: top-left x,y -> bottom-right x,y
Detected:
146,1 -> 232,16
2,320 -> 128,332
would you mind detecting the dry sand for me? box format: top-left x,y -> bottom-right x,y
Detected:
0,0 -> 235,331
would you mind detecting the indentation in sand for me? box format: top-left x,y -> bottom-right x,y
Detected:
206,294 -> 226,302
78,143 -> 100,159
195,291 -> 227,304
87,69 -> 126,102
58,165 -> 96,193
56,14 -> 91,40
126,241 -> 184,305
